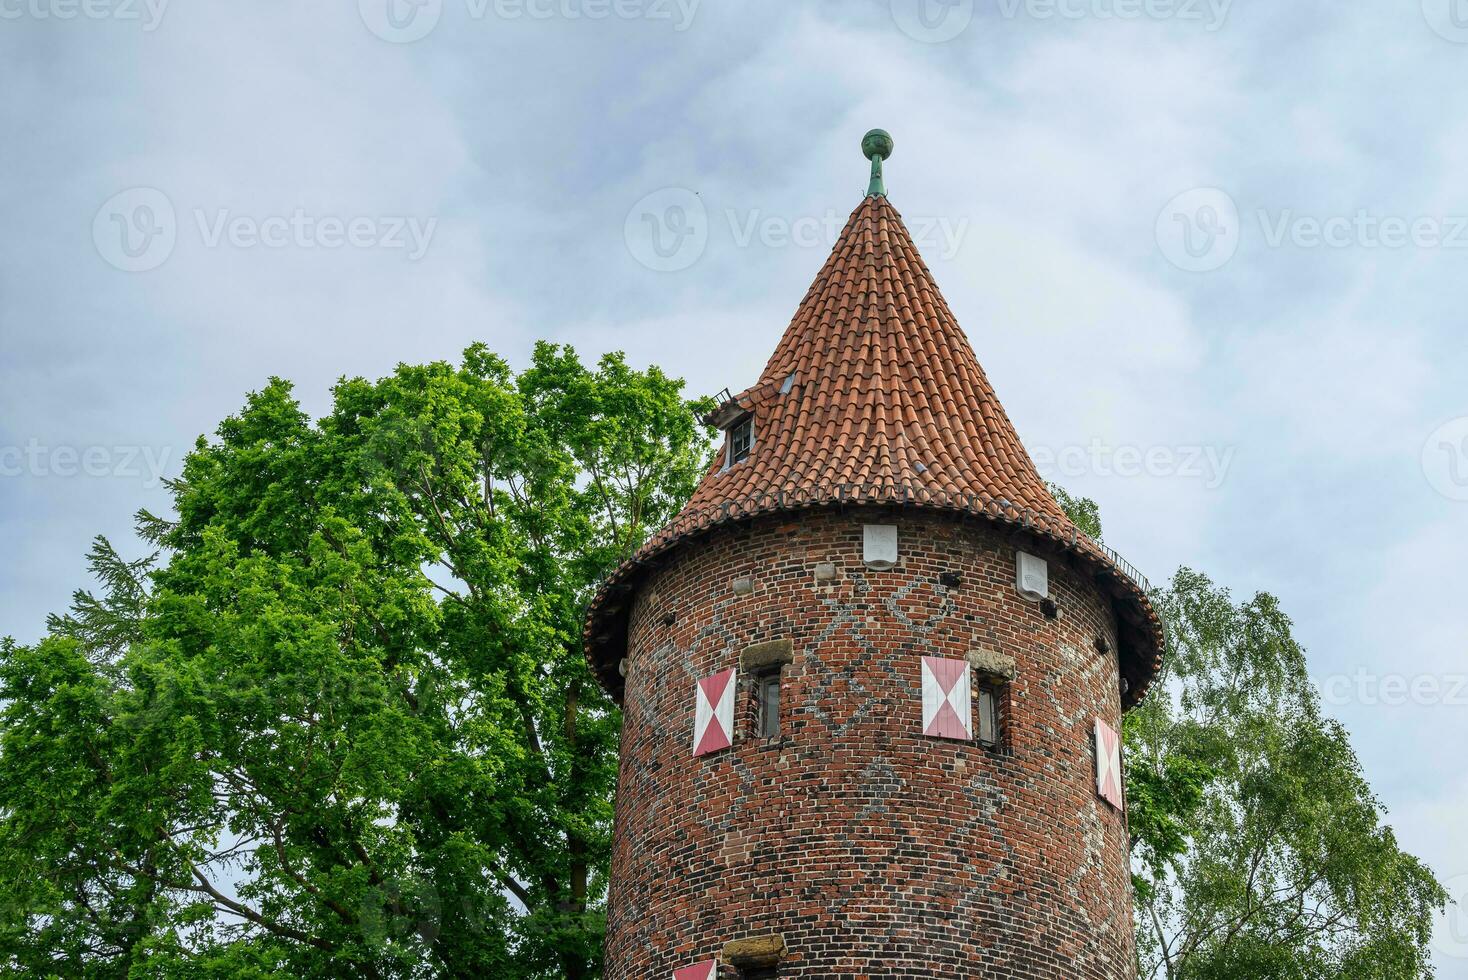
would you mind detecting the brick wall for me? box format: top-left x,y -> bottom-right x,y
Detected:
604,506 -> 1137,979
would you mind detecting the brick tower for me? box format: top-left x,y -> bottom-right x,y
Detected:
585,131 -> 1165,979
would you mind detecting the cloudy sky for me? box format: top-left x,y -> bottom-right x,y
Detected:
3,0 -> 1467,966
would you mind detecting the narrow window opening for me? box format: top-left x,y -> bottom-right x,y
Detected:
741,969 -> 778,980
755,667 -> 782,738
976,683 -> 1002,748
726,415 -> 754,468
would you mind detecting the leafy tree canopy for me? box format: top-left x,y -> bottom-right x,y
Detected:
0,344 -> 713,979
1048,489 -> 1446,979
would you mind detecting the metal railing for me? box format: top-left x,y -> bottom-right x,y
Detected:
1093,541 -> 1152,595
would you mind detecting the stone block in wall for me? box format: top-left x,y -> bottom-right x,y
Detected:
740,639 -> 795,671
968,647 -> 1017,680
721,934 -> 786,967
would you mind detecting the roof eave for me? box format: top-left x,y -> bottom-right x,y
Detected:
583,493 -> 1164,711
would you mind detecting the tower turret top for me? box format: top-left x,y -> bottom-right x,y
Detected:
584,133 -> 1165,709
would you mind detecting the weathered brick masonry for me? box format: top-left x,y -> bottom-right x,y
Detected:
604,508 -> 1136,978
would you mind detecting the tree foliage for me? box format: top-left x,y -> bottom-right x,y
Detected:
1128,569 -> 1446,979
1048,481 -> 1104,542
1046,489 -> 1446,978
0,344 -> 713,979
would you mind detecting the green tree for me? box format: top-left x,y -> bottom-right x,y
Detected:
1129,569 -> 1446,979
1048,481 -> 1104,542
1049,488 -> 1446,978
0,344 -> 713,979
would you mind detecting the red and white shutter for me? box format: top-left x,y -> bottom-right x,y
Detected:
692,668 -> 737,757
921,656 -> 972,741
1095,718 -> 1124,809
673,959 -> 718,980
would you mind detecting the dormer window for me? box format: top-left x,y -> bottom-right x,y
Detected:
725,415 -> 754,468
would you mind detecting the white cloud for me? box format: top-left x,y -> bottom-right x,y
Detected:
1,5 -> 1465,973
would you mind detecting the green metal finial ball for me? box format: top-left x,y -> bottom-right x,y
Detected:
862,128 -> 894,161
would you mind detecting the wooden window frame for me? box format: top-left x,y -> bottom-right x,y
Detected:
725,414 -> 754,468
974,678 -> 1009,750
754,666 -> 782,738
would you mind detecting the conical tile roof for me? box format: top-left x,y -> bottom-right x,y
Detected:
679,193 -> 1069,522
585,187 -> 1164,708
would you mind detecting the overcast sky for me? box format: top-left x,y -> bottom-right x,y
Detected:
2,0 -> 1467,967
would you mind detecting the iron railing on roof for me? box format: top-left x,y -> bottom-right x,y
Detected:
1092,541 -> 1152,595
